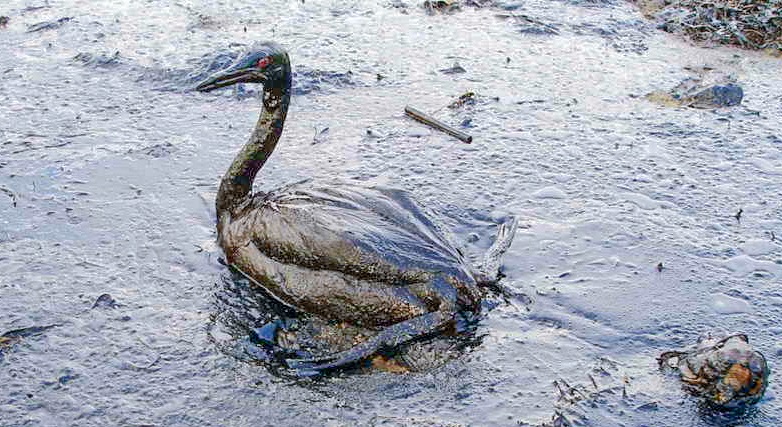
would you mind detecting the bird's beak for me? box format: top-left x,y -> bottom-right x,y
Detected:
196,65 -> 266,92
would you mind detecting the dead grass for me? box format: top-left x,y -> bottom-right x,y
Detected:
633,0 -> 782,52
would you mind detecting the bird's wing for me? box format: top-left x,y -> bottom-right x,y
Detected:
243,182 -> 473,283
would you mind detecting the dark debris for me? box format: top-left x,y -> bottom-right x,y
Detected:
1,324 -> 60,361
92,293 -> 121,309
439,62 -> 467,74
27,17 -> 73,33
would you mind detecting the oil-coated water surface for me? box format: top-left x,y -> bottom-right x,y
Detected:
2,0 -> 781,426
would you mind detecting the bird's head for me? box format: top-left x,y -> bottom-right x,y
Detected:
196,42 -> 290,92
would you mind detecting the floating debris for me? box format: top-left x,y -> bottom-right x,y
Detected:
22,4 -> 50,13
409,0 -> 496,13
447,91 -> 477,108
92,293 -> 120,309
1,325 -> 60,361
439,62 -> 467,74
0,16 -> 9,28
139,142 -> 176,158
659,333 -> 769,408
404,105 -> 473,143
497,13 -> 561,35
571,19 -> 650,54
365,127 -> 387,138
424,0 -> 461,13
446,91 -> 499,109
645,69 -> 744,109
57,368 -> 79,385
688,84 -> 744,108
27,17 -> 73,33
73,51 -> 122,67
531,358 -> 632,427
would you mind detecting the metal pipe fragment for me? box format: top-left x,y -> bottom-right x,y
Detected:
404,105 -> 472,144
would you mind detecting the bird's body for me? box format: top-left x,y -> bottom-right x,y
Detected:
221,182 -> 482,328
197,42 -> 516,372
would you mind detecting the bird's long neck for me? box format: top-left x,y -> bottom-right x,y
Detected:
215,77 -> 291,218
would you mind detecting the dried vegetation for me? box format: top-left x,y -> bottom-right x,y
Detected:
633,0 -> 782,53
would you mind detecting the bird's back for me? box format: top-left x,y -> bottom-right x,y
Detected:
223,181 -> 475,285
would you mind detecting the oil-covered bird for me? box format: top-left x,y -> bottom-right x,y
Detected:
196,42 -> 517,373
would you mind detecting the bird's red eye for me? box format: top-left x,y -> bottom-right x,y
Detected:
257,57 -> 273,69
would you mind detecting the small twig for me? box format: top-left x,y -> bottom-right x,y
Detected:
75,259 -> 106,268
404,105 -> 472,143
2,324 -> 60,338
553,380 -> 565,398
11,140 -> 71,154
588,374 -> 598,390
